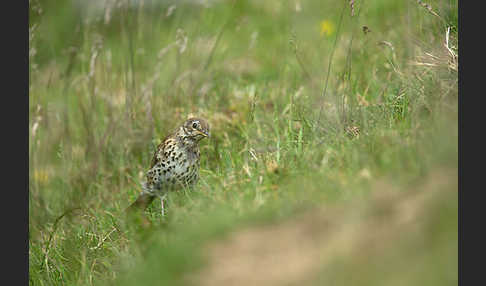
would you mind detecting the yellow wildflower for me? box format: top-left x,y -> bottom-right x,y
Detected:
320,20 -> 334,37
33,169 -> 50,185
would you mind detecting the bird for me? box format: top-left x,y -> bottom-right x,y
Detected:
127,117 -> 210,216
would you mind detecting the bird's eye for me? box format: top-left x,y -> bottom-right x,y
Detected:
192,122 -> 198,129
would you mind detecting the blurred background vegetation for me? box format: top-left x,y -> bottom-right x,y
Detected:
29,0 -> 457,285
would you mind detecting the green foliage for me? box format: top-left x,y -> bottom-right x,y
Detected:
29,0 -> 457,285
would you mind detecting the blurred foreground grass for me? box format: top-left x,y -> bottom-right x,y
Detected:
29,0 -> 457,285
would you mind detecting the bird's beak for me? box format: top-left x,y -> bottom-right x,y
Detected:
198,130 -> 210,138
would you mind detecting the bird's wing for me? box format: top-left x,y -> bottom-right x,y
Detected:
145,137 -> 171,187
149,136 -> 171,169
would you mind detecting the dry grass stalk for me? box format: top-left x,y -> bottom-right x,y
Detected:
416,0 -> 440,18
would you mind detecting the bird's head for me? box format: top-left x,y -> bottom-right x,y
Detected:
182,118 -> 210,142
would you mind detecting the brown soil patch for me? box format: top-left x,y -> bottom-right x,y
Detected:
190,169 -> 457,286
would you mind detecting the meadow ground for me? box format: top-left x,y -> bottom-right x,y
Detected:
29,0 -> 458,285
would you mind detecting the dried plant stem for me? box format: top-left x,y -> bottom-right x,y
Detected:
315,0 -> 347,130
202,0 -> 237,72
43,208 -> 82,273
290,31 -> 313,82
188,0 -> 237,97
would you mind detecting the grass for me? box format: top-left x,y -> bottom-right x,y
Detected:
29,0 -> 457,285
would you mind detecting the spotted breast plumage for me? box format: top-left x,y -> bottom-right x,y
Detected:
128,118 -> 210,215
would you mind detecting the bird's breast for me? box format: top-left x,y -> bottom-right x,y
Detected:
164,148 -> 199,182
